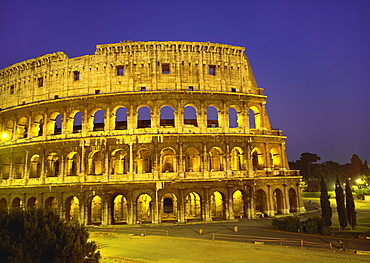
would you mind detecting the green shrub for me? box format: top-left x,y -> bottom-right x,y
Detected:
272,216 -> 331,236
272,216 -> 301,232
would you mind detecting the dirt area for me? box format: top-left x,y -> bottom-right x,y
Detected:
91,233 -> 370,263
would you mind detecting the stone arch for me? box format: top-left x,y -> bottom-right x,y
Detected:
114,106 -> 128,130
136,193 -> 153,223
45,196 -> 58,210
184,105 -> 198,127
228,106 -> 241,128
1,156 -> 10,179
16,117 -> 28,139
66,152 -> 80,176
270,147 -> 281,169
88,150 -> 104,175
65,196 -> 79,222
231,147 -> 244,171
90,195 -> 102,224
112,194 -> 128,224
14,156 -> 24,179
160,106 -> 175,127
160,147 -> 176,173
161,193 -> 177,222
137,106 -> 151,128
273,188 -> 284,214
48,112 -> 62,135
209,147 -> 223,171
255,189 -> 268,216
31,114 -> 44,137
46,153 -> 59,177
289,188 -> 298,212
69,111 -> 82,133
111,149 -> 128,175
251,147 -> 264,170
27,197 -> 39,208
0,198 -> 7,209
207,105 -> 219,128
29,154 -> 42,178
249,106 -> 261,129
184,147 -> 201,172
185,192 -> 202,221
233,190 -> 245,218
136,148 -> 153,174
12,197 -> 22,207
91,109 -> 105,131
211,191 -> 226,220
4,120 -> 13,141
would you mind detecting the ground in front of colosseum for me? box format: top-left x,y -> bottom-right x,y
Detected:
91,233 -> 369,263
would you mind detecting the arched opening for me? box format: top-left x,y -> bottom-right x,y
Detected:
88,151 -> 103,175
251,148 -> 263,170
249,106 -> 261,129
115,107 -> 127,130
270,148 -> 281,169
66,152 -> 79,176
137,194 -> 152,223
185,192 -> 202,221
92,110 -> 105,131
45,197 -> 58,210
113,195 -> 128,224
72,112 -> 82,133
12,197 -> 22,208
14,156 -> 24,179
136,148 -> 152,174
32,115 -> 44,137
137,106 -> 151,128
233,190 -> 245,218
231,147 -> 244,171
16,117 -> 28,139
90,195 -> 102,225
255,189 -> 268,217
209,147 -> 223,171
211,191 -> 225,220
161,193 -> 177,222
273,189 -> 284,214
184,147 -> 201,172
29,154 -> 41,178
0,198 -> 7,210
228,107 -> 239,128
207,106 -> 219,128
160,106 -> 175,127
65,196 -> 79,222
160,147 -> 176,173
4,120 -> 13,141
111,149 -> 128,175
27,197 -> 38,208
54,114 -> 62,135
1,156 -> 10,179
46,153 -> 59,177
289,188 -> 298,213
184,105 -> 198,127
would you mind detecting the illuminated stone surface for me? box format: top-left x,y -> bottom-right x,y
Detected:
0,41 -> 305,224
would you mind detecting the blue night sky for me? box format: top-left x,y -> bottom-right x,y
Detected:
1,0 -> 369,164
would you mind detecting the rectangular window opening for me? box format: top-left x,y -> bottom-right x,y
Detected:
73,71 -> 80,81
141,87 -> 146,91
231,88 -> 236,92
95,90 -> 100,94
10,85 -> 14,95
162,64 -> 170,74
117,66 -> 124,76
209,65 -> 216,75
38,77 -> 44,87
188,86 -> 194,91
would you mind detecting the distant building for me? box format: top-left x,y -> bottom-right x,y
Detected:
0,41 -> 305,224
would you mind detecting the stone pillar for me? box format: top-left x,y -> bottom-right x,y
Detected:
204,188 -> 211,222
227,186 -> 235,220
102,196 -> 109,225
128,141 -> 134,181
297,183 -> 306,212
178,188 -> 185,223
267,185 -> 274,217
282,184 -> 289,214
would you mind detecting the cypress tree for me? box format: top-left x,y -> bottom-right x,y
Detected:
335,174 -> 347,230
320,174 -> 332,227
345,178 -> 356,229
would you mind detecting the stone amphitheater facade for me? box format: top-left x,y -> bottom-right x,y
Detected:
0,41 -> 305,225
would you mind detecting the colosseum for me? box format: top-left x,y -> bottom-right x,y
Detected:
0,41 -> 305,225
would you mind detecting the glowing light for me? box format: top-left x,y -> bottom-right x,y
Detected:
1,133 -> 8,139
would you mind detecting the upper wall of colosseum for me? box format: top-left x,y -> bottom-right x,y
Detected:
0,41 -> 261,110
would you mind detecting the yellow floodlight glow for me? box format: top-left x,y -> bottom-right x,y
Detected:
356,178 -> 362,184
1,133 -> 8,139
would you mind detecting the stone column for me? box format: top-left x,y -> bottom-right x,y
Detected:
178,188 -> 185,223
267,185 -> 274,217
204,188 -> 211,222
227,186 -> 235,220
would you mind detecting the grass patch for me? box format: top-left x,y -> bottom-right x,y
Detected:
330,219 -> 370,238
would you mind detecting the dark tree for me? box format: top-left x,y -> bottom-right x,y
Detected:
299,152 -> 321,181
335,174 -> 347,230
0,208 -> 100,263
345,178 -> 356,229
351,154 -> 362,179
320,175 -> 332,227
